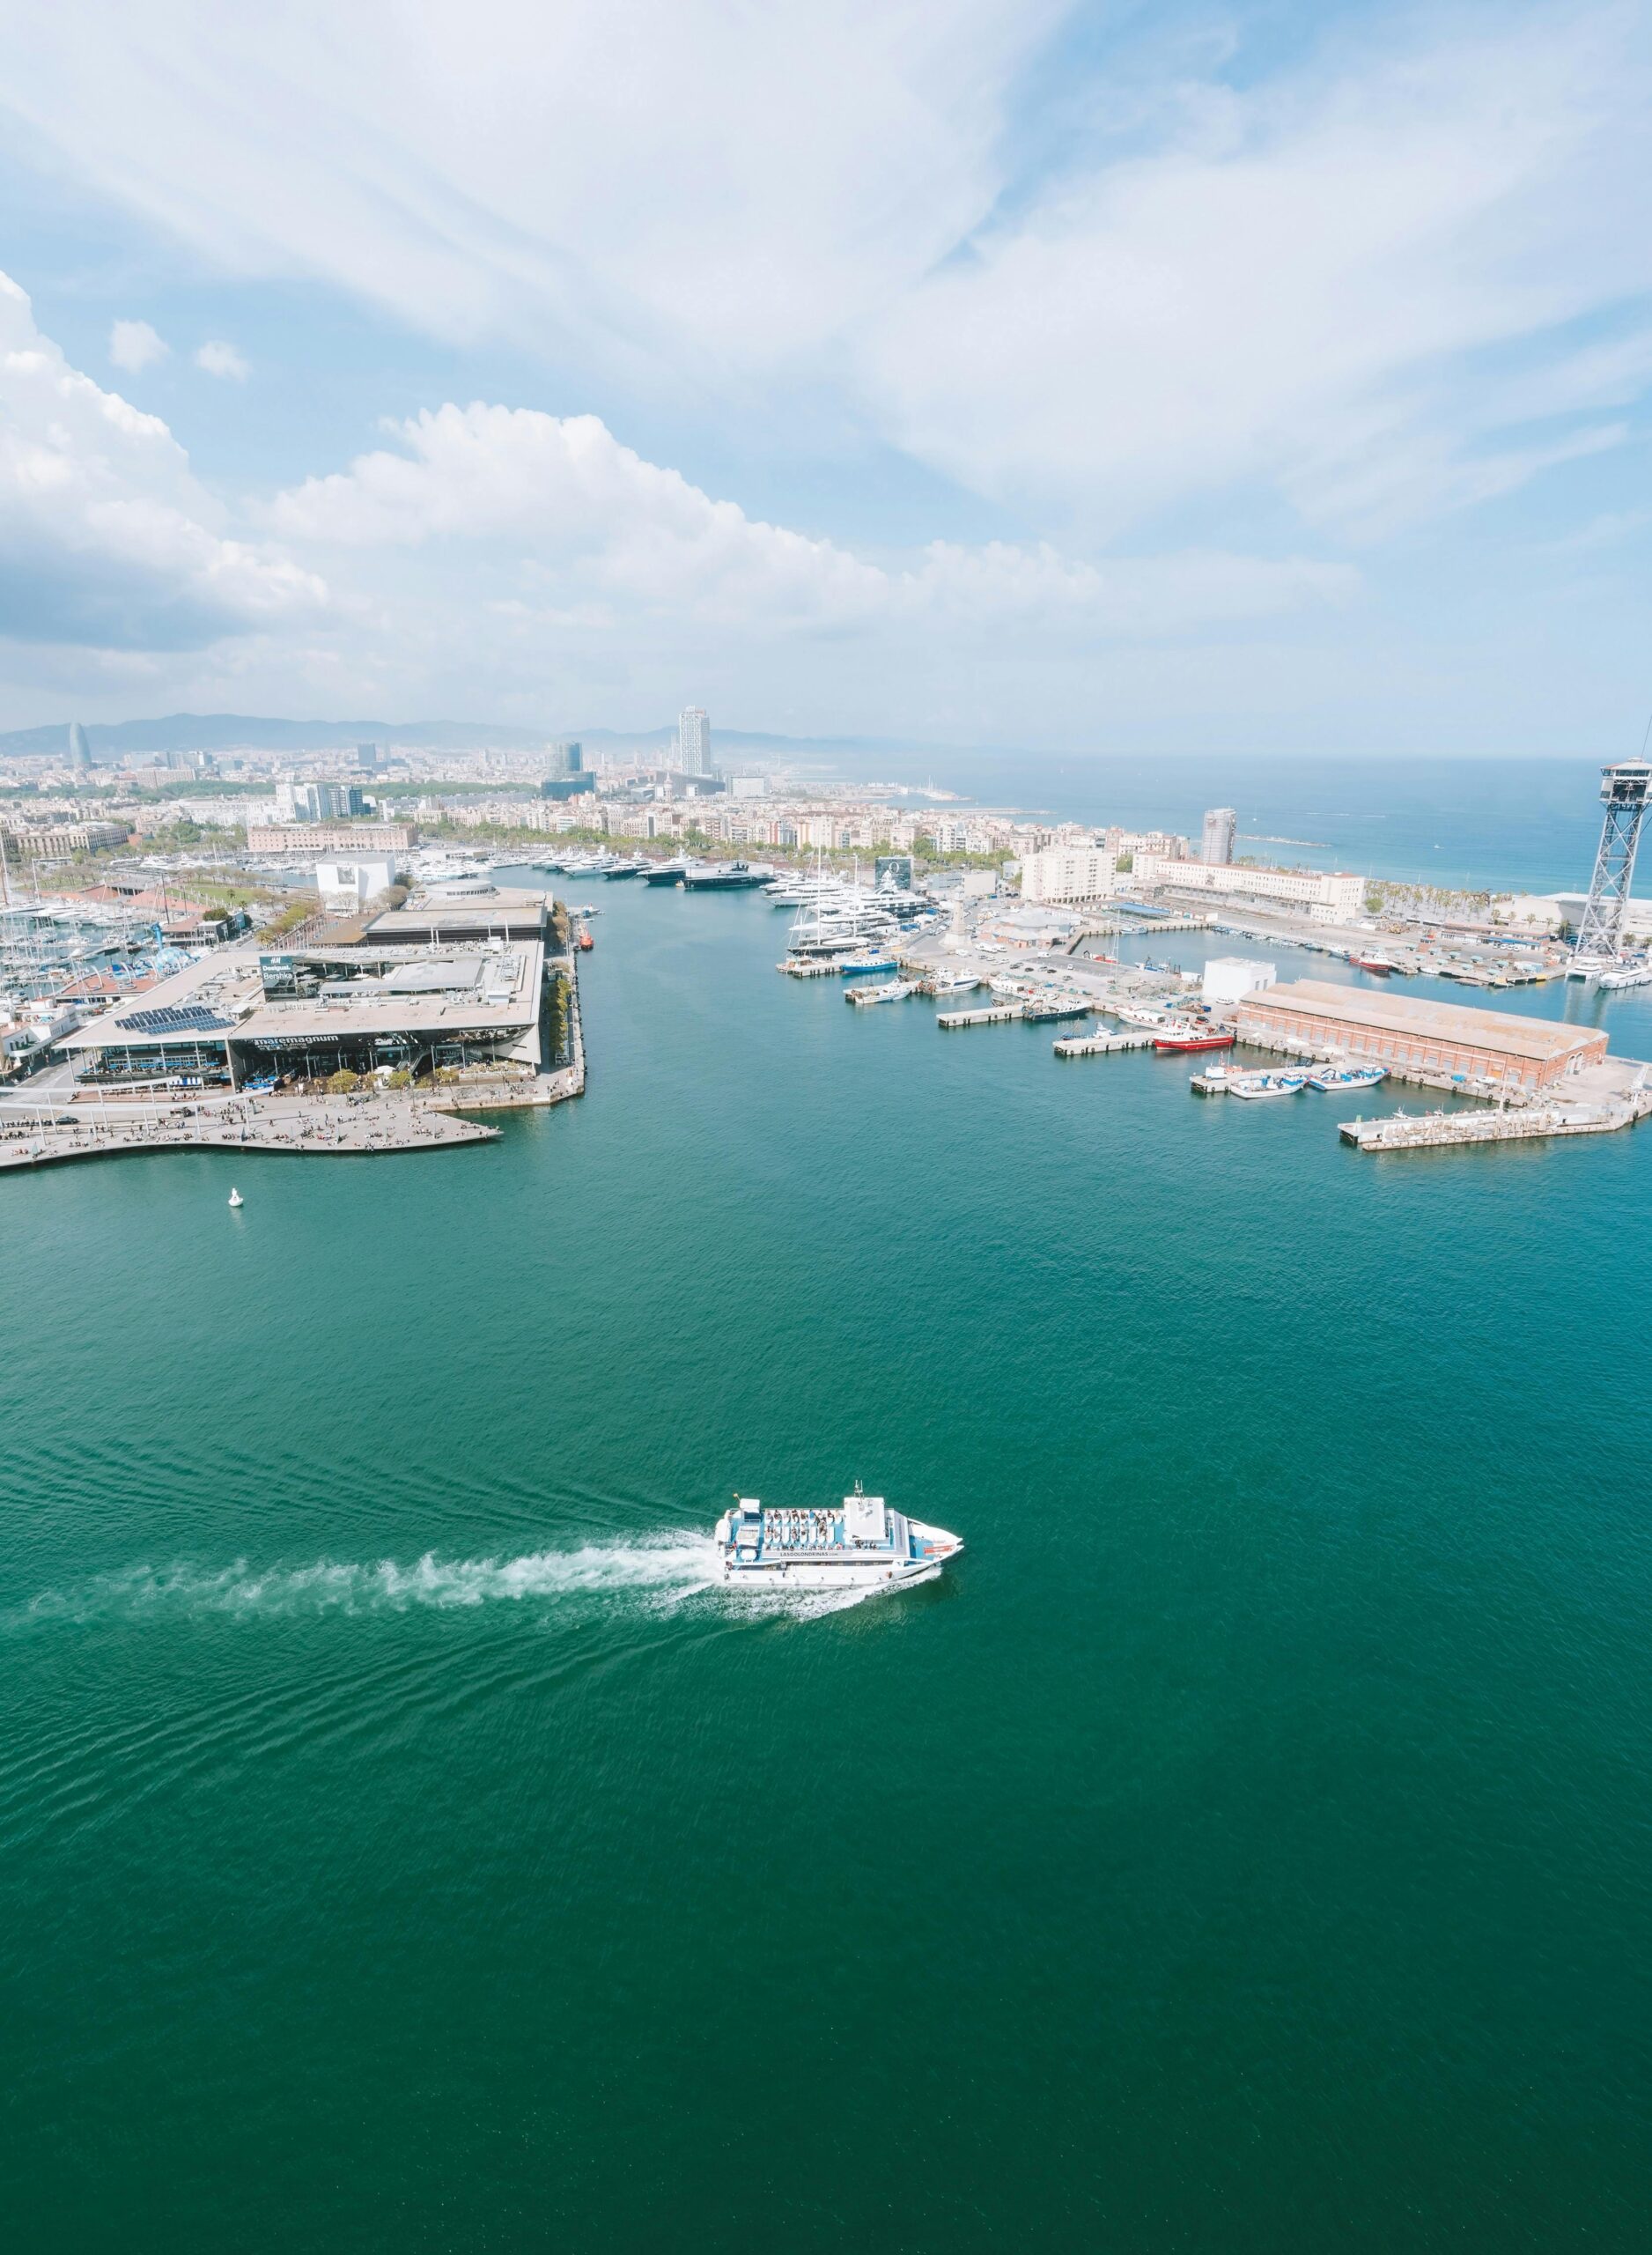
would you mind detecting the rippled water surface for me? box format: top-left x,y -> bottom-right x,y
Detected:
4,858 -> 1651,2251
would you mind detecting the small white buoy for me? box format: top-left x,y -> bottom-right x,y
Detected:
228,1187 -> 244,1209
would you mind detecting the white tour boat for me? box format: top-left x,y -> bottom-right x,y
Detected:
716,1485 -> 962,1590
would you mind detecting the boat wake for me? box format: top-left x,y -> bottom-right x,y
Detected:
12,1535 -> 719,1625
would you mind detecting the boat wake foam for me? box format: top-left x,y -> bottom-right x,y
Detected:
13,1536 -> 718,1625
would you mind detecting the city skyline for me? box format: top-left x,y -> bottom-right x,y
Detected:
1,3 -> 1650,758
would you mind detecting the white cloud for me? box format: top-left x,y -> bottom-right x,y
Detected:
6,3 -> 1649,559
0,273 -> 325,648
859,11 -> 1652,536
0,0 -> 1057,381
195,338 -> 249,380
108,317 -> 167,373
269,402 -> 1353,639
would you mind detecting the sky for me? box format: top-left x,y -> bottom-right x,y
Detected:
0,0 -> 1649,757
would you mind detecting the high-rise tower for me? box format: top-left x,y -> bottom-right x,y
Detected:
1201,806 -> 1236,864
68,721 -> 92,775
677,707 -> 710,775
1574,762 -> 1652,965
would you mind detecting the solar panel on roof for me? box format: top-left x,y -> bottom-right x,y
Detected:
117,1004 -> 235,1034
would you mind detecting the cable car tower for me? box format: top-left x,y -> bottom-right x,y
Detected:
1573,761 -> 1652,969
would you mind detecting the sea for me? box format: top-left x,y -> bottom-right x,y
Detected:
3,759 -> 1650,2252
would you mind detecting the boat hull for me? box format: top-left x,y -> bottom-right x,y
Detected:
722,1556 -> 940,1589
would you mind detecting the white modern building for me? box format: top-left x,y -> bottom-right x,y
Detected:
1201,807 -> 1236,864
1133,854 -> 1364,921
730,776 -> 768,798
677,707 -> 711,774
1201,957 -> 1276,1008
315,855 -> 400,913
1020,846 -> 1117,904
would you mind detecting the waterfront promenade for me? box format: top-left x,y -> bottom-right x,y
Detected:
0,1088 -> 502,1170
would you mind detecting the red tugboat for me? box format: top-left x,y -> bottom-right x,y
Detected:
1152,1025 -> 1235,1054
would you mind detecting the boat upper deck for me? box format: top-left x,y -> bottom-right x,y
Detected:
722,1494 -> 908,1562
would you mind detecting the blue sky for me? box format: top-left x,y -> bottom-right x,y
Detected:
0,0 -> 1649,756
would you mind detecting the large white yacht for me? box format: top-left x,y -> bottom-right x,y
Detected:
716,1486 -> 963,1590
785,899 -> 901,957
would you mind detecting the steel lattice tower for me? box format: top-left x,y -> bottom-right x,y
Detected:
1574,762 -> 1652,964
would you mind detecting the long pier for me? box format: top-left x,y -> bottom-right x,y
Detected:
1339,1094 -> 1652,1153
1052,1030 -> 1156,1057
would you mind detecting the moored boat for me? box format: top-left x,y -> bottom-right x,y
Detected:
1227,1069 -> 1306,1099
845,980 -> 917,1005
681,860 -> 772,890
1153,1025 -> 1235,1053
716,1486 -> 962,1589
1305,1063 -> 1388,1091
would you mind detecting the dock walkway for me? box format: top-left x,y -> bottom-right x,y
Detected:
1053,1030 -> 1156,1057
937,1005 -> 1021,1029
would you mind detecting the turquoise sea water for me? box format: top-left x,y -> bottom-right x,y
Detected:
839,750 -> 1618,893
4,846 -> 1652,2250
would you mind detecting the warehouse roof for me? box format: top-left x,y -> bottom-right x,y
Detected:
1235,980 -> 1604,1062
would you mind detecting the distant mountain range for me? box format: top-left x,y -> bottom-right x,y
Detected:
0,713 -> 938,764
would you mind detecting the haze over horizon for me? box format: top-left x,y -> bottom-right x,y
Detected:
2,2 -> 1650,759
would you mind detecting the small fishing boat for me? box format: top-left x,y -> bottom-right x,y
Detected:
228,1187 -> 244,1208
1305,1064 -> 1388,1092
1226,1070 -> 1307,1100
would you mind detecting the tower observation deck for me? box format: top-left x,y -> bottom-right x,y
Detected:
1574,762 -> 1652,966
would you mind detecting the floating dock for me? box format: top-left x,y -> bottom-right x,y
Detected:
1052,1030 -> 1156,1058
937,1005 -> 1021,1028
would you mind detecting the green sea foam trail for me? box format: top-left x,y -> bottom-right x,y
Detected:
15,1538 -> 717,1624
